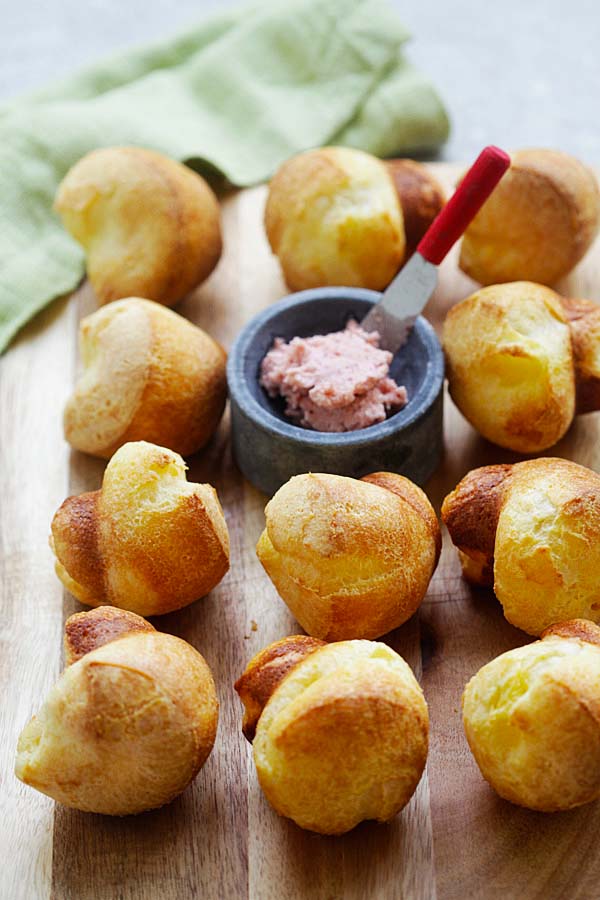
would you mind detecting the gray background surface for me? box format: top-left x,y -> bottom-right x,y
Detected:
1,0 -> 599,163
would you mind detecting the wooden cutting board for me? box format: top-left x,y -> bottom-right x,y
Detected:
3,164 -> 600,900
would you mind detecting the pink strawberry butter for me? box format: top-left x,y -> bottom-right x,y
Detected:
260,320 -> 408,432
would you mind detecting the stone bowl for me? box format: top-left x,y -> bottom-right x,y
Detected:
226,287 -> 444,496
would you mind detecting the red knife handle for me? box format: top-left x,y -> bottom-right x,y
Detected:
416,145 -> 510,265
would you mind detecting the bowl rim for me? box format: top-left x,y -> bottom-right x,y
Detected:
226,287 -> 445,447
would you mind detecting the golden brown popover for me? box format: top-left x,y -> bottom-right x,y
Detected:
64,298 -> 227,458
235,635 -> 429,834
256,472 -> 440,640
463,619 -> 600,812
51,441 -> 230,616
264,147 -> 405,291
55,146 -> 222,306
16,607 -> 218,815
459,148 -> 600,285
442,282 -> 577,452
442,458 -> 600,635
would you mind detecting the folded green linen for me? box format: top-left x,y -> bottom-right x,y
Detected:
0,0 -> 449,352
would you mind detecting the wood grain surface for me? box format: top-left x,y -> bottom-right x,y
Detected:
2,164 -> 600,900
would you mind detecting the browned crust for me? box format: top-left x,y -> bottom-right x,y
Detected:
441,465 -> 514,586
361,471 -> 442,565
64,607 -> 155,666
561,296 -> 600,414
51,492 -> 106,600
503,393 -> 566,447
385,159 -> 445,258
542,619 -> 600,647
126,490 -> 230,611
234,636 -> 325,741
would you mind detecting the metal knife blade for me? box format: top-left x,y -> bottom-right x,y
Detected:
359,252 -> 437,352
360,146 -> 511,354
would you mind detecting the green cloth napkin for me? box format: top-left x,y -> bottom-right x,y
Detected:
0,0 -> 449,352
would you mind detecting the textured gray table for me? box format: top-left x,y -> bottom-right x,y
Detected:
2,0 -> 599,163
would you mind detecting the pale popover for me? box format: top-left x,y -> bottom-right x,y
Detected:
264,147 -> 405,291
55,147 -> 222,306
442,282 -> 600,452
462,619 -> 600,812
442,458 -> 600,635
51,441 -> 229,616
459,148 -> 600,285
15,607 -> 218,815
386,158 -> 445,257
256,472 -> 441,641
64,298 -> 227,459
235,635 -> 429,834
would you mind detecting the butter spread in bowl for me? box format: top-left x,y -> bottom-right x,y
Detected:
260,320 -> 407,432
